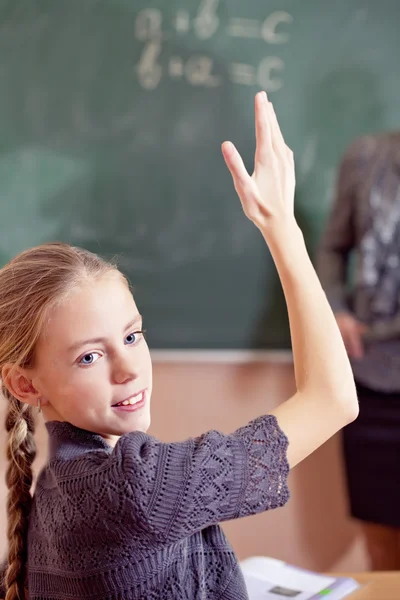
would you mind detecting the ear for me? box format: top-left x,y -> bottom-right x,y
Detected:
1,364 -> 40,406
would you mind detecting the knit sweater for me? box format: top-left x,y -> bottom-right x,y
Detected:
15,415 -> 290,599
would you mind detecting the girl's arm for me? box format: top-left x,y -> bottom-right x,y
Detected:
222,92 -> 358,470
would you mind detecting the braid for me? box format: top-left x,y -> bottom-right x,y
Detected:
0,242 -> 121,598
3,388 -> 37,600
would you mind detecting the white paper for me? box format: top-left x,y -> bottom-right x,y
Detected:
240,557 -> 359,600
241,557 -> 335,592
243,572 -> 330,600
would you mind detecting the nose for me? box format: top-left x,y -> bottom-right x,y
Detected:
112,349 -> 140,384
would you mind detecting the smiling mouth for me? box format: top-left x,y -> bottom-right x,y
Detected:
112,390 -> 145,408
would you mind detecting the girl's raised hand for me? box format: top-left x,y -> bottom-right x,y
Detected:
222,91 -> 295,233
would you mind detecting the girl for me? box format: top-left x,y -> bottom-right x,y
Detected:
1,92 -> 358,600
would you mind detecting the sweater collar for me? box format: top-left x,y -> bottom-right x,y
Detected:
45,421 -> 113,461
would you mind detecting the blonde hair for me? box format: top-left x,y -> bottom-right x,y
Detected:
0,242 -> 121,600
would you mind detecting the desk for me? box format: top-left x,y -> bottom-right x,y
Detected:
332,571 -> 400,599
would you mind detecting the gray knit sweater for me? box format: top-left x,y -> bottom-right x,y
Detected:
13,416 -> 289,599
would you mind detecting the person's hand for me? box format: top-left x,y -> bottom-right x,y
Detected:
221,91 -> 295,234
335,311 -> 367,359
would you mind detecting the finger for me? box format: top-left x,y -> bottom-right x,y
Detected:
222,141 -> 252,196
254,91 -> 273,167
343,334 -> 356,358
357,322 -> 368,334
222,141 -> 261,221
348,332 -> 364,359
268,102 -> 289,161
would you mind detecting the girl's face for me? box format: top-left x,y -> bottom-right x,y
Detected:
30,273 -> 153,446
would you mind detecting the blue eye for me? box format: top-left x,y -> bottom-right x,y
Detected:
125,331 -> 142,345
79,352 -> 101,366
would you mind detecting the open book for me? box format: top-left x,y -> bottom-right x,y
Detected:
240,556 -> 361,599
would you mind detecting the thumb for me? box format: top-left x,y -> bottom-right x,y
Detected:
348,330 -> 364,359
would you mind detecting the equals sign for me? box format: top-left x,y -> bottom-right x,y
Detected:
227,18 -> 261,39
229,63 -> 256,86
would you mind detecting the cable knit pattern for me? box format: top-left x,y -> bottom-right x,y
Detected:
21,415 -> 290,599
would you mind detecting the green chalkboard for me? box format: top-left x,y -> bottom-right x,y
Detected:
0,0 -> 399,349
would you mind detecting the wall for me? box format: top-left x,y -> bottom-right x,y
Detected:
0,360 -> 368,572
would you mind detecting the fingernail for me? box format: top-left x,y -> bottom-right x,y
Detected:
222,141 -> 233,154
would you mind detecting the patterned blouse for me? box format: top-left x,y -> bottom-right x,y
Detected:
317,132 -> 400,392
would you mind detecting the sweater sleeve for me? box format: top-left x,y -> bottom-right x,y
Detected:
115,414 -> 289,542
316,144 -> 360,313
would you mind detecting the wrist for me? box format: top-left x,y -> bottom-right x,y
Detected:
260,217 -> 304,251
259,218 -> 314,284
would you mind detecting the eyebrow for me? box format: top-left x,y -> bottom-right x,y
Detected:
67,314 -> 143,353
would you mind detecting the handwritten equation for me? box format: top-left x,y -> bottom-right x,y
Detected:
134,1 -> 293,92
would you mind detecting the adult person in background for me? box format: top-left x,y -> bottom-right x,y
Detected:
317,132 -> 400,570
